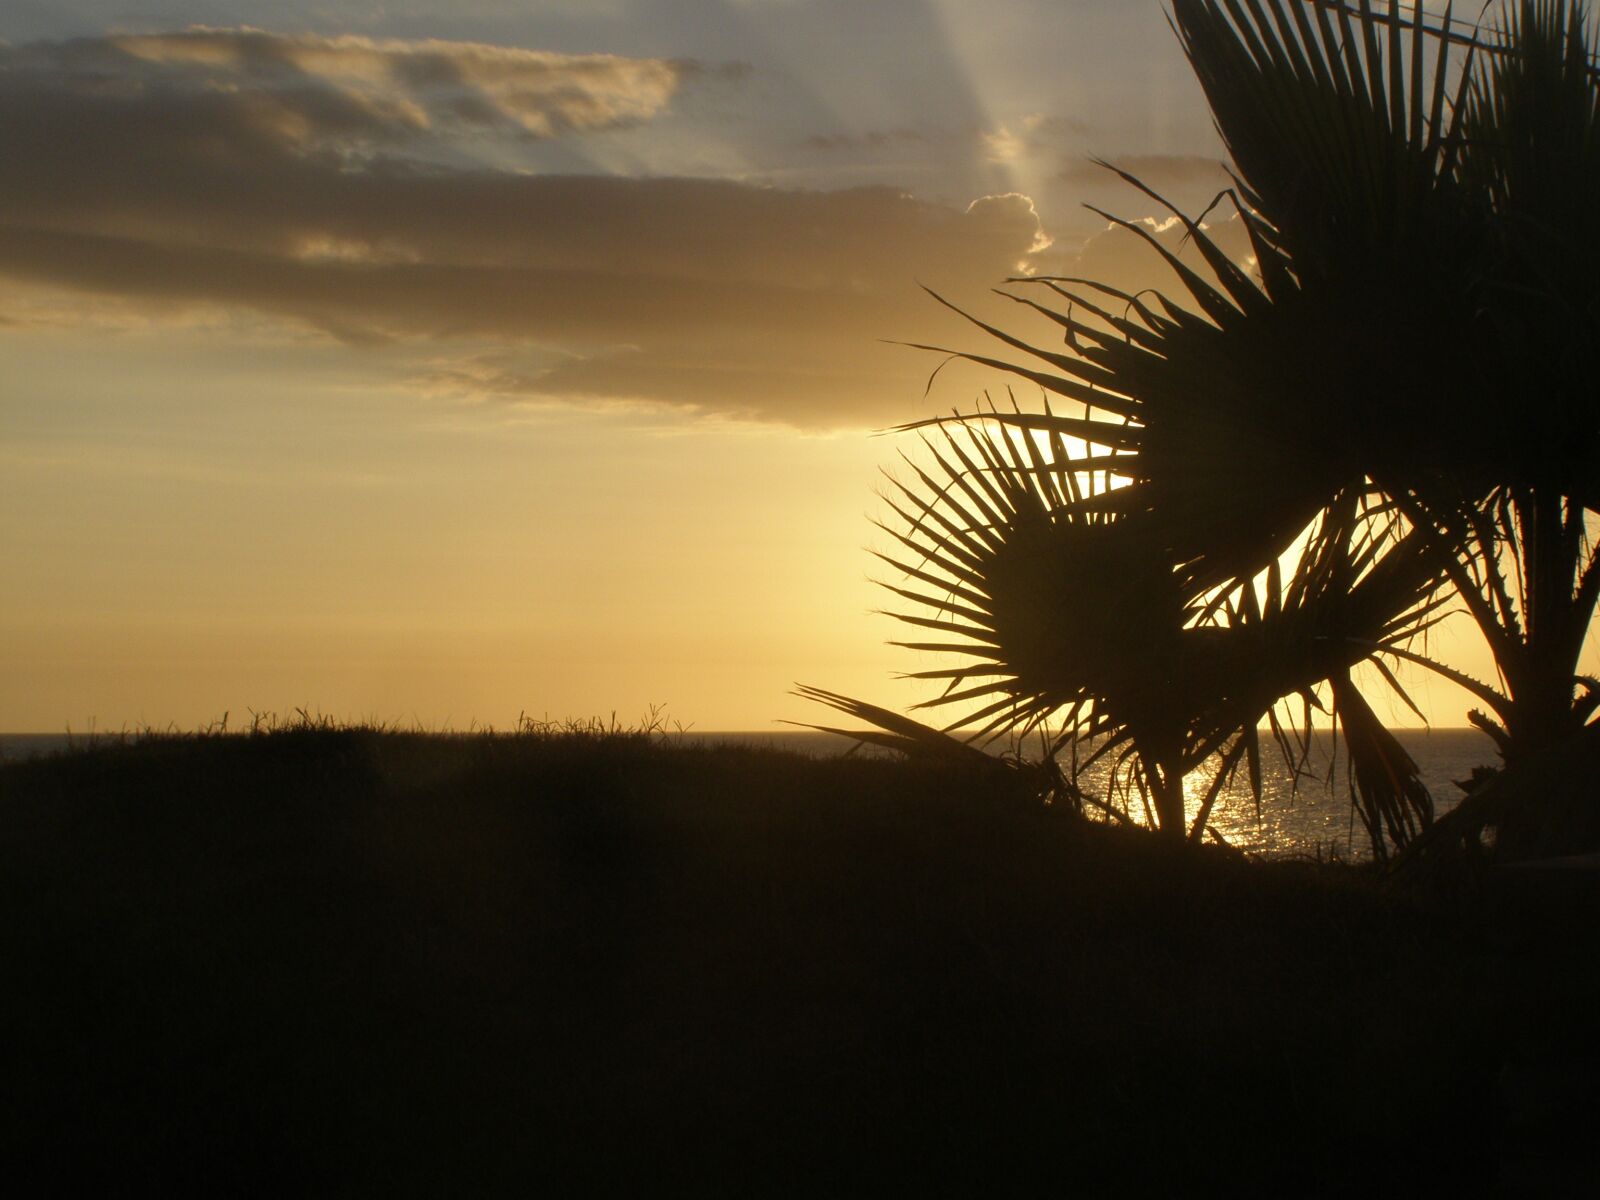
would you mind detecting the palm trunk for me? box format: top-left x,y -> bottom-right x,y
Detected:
1502,488 -> 1589,761
1150,761 -> 1188,842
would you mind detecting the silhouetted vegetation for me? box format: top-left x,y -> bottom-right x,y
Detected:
10,5 -> 1598,1193
2,728 -> 1596,1191
813,1 -> 1600,864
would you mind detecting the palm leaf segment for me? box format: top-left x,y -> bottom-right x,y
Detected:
906,1 -> 1484,598
1170,1 -> 1505,497
1458,0 -> 1600,507
1178,0 -> 1600,506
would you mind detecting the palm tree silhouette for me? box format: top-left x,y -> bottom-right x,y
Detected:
809,1 -> 1600,859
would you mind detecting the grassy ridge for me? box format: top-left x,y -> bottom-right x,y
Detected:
2,729 -> 1595,1192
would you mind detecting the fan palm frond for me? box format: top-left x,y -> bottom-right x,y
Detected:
855,407 -> 1447,845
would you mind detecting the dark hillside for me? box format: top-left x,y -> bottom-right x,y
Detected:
2,730 -> 1594,1193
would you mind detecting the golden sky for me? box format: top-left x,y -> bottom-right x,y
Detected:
0,2 -> 1513,730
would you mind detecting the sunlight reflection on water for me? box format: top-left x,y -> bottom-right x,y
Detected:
1174,728 -> 1490,859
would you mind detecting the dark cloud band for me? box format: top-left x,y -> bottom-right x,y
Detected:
0,28 -> 1175,426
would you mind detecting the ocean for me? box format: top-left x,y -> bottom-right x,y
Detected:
689,728 -> 1496,859
0,727 -> 1498,860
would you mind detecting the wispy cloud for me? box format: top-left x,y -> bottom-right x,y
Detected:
75,27 -> 695,143
0,29 -> 1071,426
800,128 -> 925,151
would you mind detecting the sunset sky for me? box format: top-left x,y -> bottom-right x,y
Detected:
2,0 -> 1499,732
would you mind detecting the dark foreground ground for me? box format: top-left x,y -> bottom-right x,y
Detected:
2,729 -> 1596,1195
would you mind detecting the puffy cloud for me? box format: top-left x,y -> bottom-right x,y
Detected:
966,193 -> 1055,259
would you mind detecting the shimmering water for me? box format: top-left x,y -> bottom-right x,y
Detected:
1169,728 -> 1489,858
695,728 -> 1497,859
0,727 -> 1498,860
